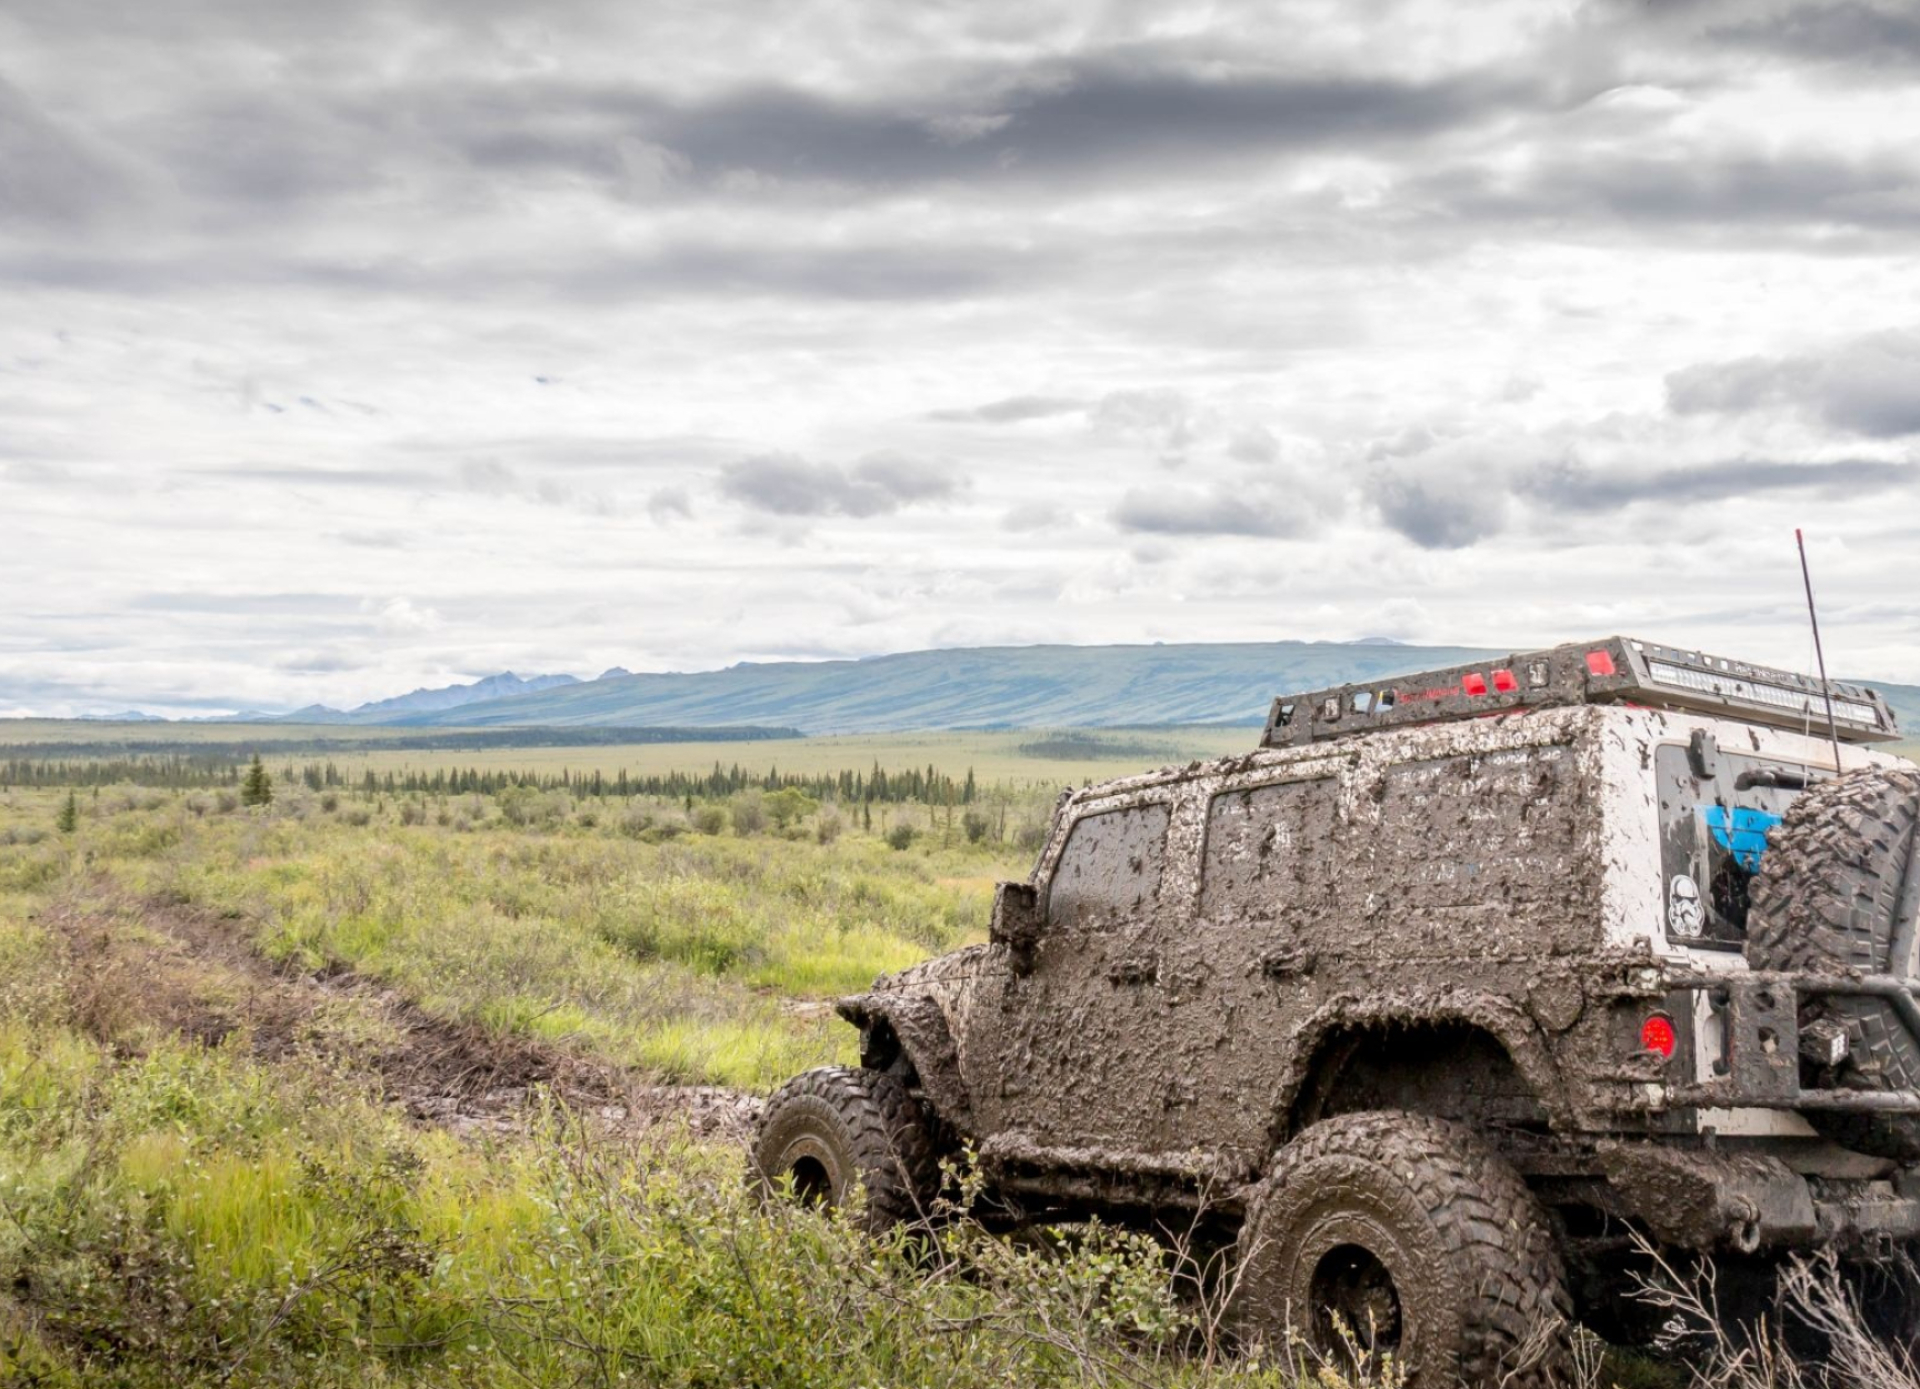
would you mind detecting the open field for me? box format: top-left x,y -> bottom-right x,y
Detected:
0,767 -> 1878,1388
0,774 -> 1364,1389
0,722 -> 1266,793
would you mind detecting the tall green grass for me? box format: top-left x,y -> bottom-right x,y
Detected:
0,940 -> 1292,1389
0,784 -> 1028,1090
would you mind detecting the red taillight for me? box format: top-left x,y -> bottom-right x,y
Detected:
1492,668 -> 1518,693
1586,650 -> 1617,677
1640,1014 -> 1677,1059
1461,672 -> 1489,696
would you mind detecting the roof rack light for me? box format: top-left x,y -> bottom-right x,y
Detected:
1261,636 -> 1902,749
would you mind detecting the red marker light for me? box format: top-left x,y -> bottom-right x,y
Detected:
1586,650 -> 1617,677
1492,668 -> 1518,693
1461,672 -> 1489,697
1640,1014 -> 1677,1059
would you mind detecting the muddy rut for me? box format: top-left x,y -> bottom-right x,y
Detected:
47,894 -> 761,1145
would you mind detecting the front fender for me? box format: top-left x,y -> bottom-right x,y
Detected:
838,992 -> 976,1136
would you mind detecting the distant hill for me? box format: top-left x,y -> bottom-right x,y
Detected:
255,672 -> 585,724
347,671 -> 580,718
383,642 -> 1504,735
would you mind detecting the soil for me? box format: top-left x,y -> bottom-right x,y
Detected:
42,890 -> 762,1145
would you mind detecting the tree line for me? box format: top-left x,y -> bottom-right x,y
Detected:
2,755 -> 981,805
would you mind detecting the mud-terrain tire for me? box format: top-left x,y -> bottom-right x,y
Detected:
1233,1111 -> 1570,1388
751,1066 -> 940,1234
1749,768 -> 1920,1160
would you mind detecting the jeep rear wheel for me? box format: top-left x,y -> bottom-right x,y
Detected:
1234,1111 -> 1569,1388
752,1066 -> 940,1234
1749,768 -> 1920,1159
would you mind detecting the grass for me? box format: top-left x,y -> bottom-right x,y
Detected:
0,799 -> 1313,1389
0,782 -> 1035,1091
0,765 -> 1882,1389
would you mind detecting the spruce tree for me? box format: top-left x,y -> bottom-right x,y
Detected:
241,754 -> 274,808
55,790 -> 79,835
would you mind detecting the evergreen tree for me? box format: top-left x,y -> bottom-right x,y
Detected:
55,790 -> 79,835
241,754 -> 274,808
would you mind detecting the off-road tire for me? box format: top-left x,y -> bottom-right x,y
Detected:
1749,768 -> 1920,1159
1233,1111 -> 1570,1388
751,1065 -> 941,1234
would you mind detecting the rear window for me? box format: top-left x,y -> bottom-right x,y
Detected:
1655,743 -> 1812,951
1047,803 -> 1170,929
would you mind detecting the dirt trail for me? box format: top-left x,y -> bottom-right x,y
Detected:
48,894 -> 761,1145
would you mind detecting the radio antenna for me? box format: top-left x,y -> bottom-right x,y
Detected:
1796,528 -> 1845,772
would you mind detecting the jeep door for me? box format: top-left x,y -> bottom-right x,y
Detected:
970,796 -> 1178,1152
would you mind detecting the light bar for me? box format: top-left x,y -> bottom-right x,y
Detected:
1645,659 -> 1882,728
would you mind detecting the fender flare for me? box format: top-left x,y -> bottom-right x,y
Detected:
838,992 -> 975,1135
1268,988 -> 1570,1146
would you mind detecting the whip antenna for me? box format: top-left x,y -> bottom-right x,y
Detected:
1796,528 -> 1845,772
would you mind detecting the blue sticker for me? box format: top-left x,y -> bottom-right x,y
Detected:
1704,805 -> 1783,873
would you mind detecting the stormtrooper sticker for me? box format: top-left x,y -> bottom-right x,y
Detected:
1669,873 -> 1705,939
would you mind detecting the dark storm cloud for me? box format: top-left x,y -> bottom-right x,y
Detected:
0,77 -> 137,228
720,452 -> 962,519
1415,147 -> 1920,241
1666,332 -> 1920,437
1367,472 -> 1509,550
1111,486 -> 1301,538
1522,456 -> 1917,511
0,43 -> 1553,250
925,395 -> 1085,424
1705,2 -> 1920,70
426,56 -> 1547,194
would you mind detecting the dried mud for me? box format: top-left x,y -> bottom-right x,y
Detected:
42,892 -> 760,1145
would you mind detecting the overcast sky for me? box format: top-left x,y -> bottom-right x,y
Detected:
4,0 -> 1920,715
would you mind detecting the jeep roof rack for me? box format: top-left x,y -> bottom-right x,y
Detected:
1261,636 -> 1902,749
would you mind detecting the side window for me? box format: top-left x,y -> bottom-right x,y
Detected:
1200,780 -> 1338,918
1047,803 -> 1171,930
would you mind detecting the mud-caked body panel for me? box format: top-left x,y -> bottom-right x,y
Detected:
841,701 -> 1920,1252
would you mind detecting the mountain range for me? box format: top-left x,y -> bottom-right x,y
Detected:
229,641 -> 1920,742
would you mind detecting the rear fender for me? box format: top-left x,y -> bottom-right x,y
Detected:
1271,989 -> 1570,1145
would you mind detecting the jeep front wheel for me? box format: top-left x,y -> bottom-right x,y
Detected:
752,1066 -> 940,1234
1234,1111 -> 1569,1388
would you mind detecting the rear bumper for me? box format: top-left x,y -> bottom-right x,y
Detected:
1599,1142 -> 1920,1252
1664,970 -> 1920,1113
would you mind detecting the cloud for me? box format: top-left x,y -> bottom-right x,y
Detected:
1111,486 -> 1302,538
1707,2 -> 1920,70
364,597 -> 441,634
273,647 -> 369,674
648,486 -> 693,523
1666,331 -> 1920,437
1090,388 -> 1196,461
1411,146 -> 1920,242
1367,469 -> 1510,549
719,452 -> 963,518
419,56 -> 1547,197
0,76 -> 138,229
1522,456 -> 1916,511
926,394 -> 1084,424
1001,501 -> 1070,532
1227,426 -> 1280,465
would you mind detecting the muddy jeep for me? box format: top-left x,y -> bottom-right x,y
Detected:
755,638 -> 1920,1385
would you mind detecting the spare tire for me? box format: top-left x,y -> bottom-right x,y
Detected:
1748,767 -> 1920,1159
